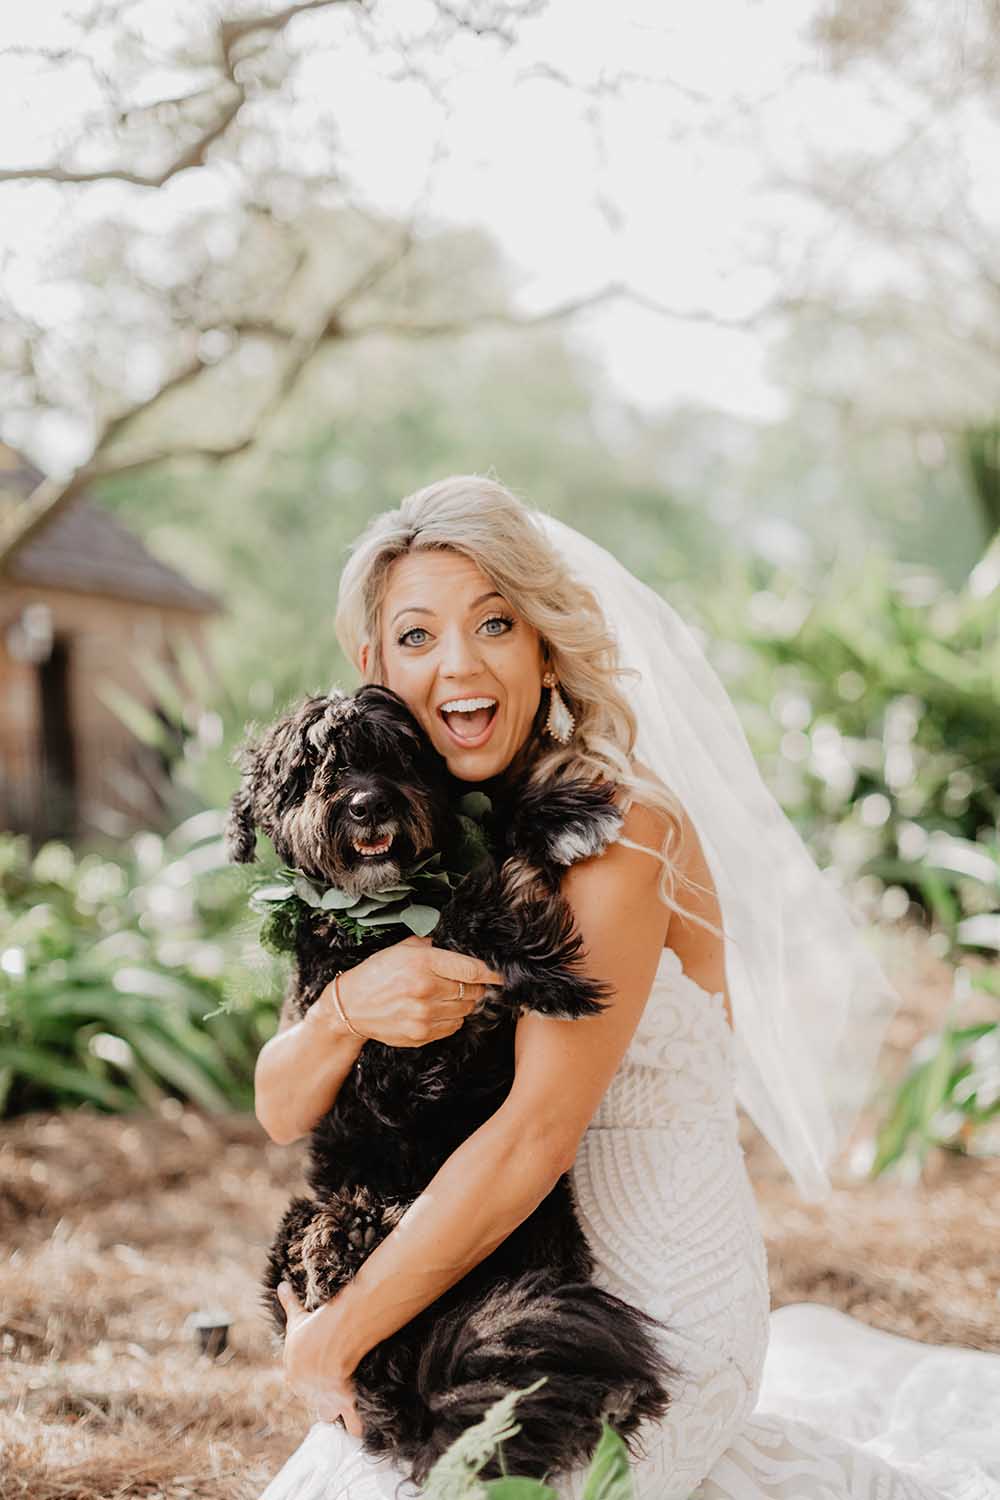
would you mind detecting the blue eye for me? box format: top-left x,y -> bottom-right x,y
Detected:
397,614 -> 514,647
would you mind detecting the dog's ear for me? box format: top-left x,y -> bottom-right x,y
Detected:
296,690 -> 355,764
224,780 -> 259,864
224,728 -> 262,863
352,684 -> 430,759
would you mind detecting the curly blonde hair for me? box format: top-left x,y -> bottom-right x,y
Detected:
334,474 -> 719,937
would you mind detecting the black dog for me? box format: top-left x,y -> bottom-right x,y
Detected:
225,684 -> 679,1485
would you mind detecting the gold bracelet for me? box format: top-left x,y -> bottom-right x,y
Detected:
329,970 -> 367,1041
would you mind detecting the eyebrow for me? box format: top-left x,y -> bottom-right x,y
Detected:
390,591 -> 506,626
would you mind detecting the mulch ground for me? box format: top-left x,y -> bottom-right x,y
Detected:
2,922 -> 998,1499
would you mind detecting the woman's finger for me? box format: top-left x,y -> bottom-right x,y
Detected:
426,948 -> 504,986
435,981 -> 489,1012
276,1281 -> 302,1322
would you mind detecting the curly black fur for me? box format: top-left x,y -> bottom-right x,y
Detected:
225,683 -> 682,1486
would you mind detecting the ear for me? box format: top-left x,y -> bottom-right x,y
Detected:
300,690 -> 354,760
358,642 -> 370,677
224,781 -> 259,864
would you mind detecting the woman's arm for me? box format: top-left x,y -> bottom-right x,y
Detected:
255,970 -> 365,1145
256,940 -> 501,1144
304,795 -> 674,1375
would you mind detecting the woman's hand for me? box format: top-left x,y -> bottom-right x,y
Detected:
325,934 -> 504,1049
275,1281 -> 363,1434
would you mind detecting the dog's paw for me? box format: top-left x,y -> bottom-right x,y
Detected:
509,779 -> 625,869
544,803 -> 624,866
300,1190 -> 407,1305
505,967 -> 612,1020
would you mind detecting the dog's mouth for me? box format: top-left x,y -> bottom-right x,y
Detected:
350,824 -> 396,859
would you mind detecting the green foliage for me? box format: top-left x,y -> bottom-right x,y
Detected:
0,819 -> 281,1119
246,798 -> 495,954
708,554 -> 1000,1177
708,549 -> 1000,870
868,836 -> 1000,1178
418,1377 -> 638,1500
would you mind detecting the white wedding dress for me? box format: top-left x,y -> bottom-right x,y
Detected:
258,947 -> 1000,1500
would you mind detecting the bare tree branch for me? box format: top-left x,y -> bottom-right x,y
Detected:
0,0 -> 352,188
0,85 -> 245,188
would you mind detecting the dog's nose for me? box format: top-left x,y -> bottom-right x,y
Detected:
347,789 -> 391,824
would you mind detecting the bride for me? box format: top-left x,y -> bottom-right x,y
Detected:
253,477 -> 1000,1500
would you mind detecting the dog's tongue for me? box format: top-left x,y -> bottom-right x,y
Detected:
446,707 -> 493,738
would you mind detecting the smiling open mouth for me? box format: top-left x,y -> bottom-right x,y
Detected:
437,697 -> 499,743
351,831 -> 395,857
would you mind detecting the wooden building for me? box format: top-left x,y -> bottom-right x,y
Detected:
0,443 -> 224,844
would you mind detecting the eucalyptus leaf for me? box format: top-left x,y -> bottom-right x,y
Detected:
356,904 -> 441,934
399,904 -> 442,936
320,886 -> 364,910
349,896 -> 391,919
248,883 -> 296,906
293,874 -> 324,908
484,1482 -> 557,1500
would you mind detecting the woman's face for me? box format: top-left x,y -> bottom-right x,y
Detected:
359,550 -> 547,783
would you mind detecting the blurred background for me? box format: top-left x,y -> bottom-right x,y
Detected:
1,2 -> 999,1496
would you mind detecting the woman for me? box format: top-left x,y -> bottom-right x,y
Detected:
255,478 -> 1000,1500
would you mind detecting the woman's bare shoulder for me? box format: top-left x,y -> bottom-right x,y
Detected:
608,756 -> 689,861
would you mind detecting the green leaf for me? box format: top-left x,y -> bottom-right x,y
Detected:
320,886 -> 362,911
354,902 -> 441,934
0,1044 -> 135,1110
459,791 -> 492,820
916,1030 -> 957,1134
294,874 -> 324,908
483,1481 -> 557,1500
349,896 -> 394,918
249,883 -> 297,907
580,1422 -> 635,1500
871,1070 -> 923,1176
420,1377 -> 545,1500
399,904 -> 442,936
117,1023 -> 234,1110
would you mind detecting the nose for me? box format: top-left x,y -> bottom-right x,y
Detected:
347,788 -> 392,824
438,621 -> 487,676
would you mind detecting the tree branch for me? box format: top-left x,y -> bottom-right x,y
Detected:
0,0 -> 353,188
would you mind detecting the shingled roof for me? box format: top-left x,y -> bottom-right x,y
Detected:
0,444 -> 223,615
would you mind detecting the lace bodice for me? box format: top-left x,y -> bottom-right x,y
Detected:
586,945 -> 735,1128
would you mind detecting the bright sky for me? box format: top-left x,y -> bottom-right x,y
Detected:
0,0 -> 964,466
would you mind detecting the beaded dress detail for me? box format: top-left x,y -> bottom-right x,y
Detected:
258,947 -> 1000,1500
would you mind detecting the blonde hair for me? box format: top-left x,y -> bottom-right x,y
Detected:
334,474 -> 719,936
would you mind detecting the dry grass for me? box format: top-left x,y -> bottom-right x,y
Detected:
2,922 -> 998,1498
